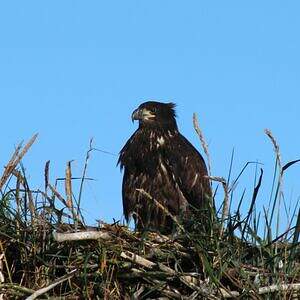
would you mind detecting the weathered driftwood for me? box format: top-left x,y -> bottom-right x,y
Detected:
53,230 -> 112,242
215,283 -> 300,299
258,283 -> 300,295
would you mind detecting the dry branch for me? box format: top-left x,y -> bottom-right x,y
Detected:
258,283 -> 300,295
121,251 -> 157,269
53,231 -> 112,242
208,176 -> 229,235
25,269 -> 77,300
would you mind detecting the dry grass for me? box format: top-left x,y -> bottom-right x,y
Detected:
0,133 -> 299,299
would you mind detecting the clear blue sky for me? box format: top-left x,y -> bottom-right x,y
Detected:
0,1 -> 299,232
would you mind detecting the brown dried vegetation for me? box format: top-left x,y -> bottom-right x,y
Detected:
0,131 -> 299,299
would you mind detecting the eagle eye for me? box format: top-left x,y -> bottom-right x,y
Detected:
150,107 -> 157,113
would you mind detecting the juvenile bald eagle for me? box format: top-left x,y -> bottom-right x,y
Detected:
118,101 -> 211,233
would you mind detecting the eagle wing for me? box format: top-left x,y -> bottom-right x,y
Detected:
162,133 -> 211,210
119,130 -> 147,223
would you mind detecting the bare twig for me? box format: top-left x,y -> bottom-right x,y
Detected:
78,139 -> 94,211
216,282 -> 300,298
258,283 -> 300,295
48,183 -> 79,223
219,289 -> 240,298
0,242 -> 11,284
121,251 -> 156,269
53,231 -> 112,242
48,184 -> 68,207
208,176 -> 229,235
25,269 -> 77,300
193,113 -> 211,176
0,284 -> 34,295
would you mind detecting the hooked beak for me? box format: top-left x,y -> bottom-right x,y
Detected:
131,107 -> 156,123
131,108 -> 143,122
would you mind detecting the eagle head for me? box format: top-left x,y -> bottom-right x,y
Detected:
131,101 -> 177,129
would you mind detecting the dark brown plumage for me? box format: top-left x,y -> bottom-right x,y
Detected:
118,101 -> 211,233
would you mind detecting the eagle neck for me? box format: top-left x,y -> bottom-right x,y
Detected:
141,126 -> 178,136
139,122 -> 178,132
